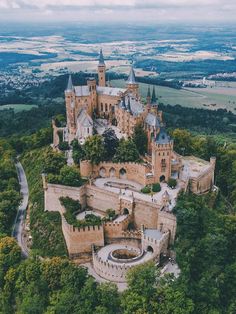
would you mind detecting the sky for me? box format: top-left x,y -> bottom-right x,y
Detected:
0,0 -> 236,23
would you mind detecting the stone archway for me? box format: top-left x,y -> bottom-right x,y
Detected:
123,208 -> 129,215
147,246 -> 154,253
119,168 -> 127,179
99,167 -> 106,178
109,167 -> 116,178
160,175 -> 165,182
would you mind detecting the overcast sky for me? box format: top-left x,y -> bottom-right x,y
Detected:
0,0 -> 235,23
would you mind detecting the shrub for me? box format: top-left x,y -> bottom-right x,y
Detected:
141,185 -> 151,194
59,197 -> 82,214
167,178 -> 177,188
152,183 -> 161,193
58,141 -> 69,151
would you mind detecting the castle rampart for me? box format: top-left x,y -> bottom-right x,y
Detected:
62,215 -> 104,258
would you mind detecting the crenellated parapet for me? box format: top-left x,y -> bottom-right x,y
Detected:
61,215 -> 104,258
92,249 -> 132,282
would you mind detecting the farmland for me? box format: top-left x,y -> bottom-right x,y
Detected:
112,79 -> 236,113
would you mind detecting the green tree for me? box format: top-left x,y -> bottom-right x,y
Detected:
84,135 -> 105,164
102,128 -> 119,160
114,138 -> 139,163
0,237 -> 21,288
133,123 -> 148,155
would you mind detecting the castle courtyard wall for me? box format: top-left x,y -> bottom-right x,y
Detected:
62,215 -> 104,258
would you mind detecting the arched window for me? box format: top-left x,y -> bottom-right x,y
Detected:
101,103 -> 103,111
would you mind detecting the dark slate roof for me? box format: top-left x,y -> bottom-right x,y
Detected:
151,86 -> 157,104
155,127 -> 172,144
66,74 -> 73,91
145,113 -> 160,128
126,66 -> 136,84
118,94 -> 143,116
98,48 -> 105,66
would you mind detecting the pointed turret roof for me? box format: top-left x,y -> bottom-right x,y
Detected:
155,127 -> 172,145
66,74 -> 73,91
151,86 -> 157,104
98,48 -> 105,66
126,66 -> 136,84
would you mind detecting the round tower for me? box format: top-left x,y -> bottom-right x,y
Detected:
98,49 -> 106,87
151,127 -> 173,183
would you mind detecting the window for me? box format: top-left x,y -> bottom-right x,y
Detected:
105,103 -> 108,111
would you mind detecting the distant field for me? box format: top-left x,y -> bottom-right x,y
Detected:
112,79 -> 236,113
0,104 -> 38,113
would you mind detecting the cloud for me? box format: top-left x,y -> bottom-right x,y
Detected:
0,0 -> 236,22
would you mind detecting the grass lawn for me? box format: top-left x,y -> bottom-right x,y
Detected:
112,79 -> 236,113
0,104 -> 38,113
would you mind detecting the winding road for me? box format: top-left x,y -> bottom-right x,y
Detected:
12,160 -> 29,257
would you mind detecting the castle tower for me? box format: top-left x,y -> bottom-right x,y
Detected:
126,66 -> 139,98
147,85 -> 151,104
65,74 -> 76,136
152,127 -> 173,183
87,78 -> 97,116
150,86 -> 158,114
98,49 -> 106,87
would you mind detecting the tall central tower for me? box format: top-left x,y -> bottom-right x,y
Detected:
98,49 -> 106,87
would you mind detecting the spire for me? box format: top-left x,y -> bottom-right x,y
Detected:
151,86 -> 157,104
98,48 -> 105,66
66,74 -> 73,92
126,66 -> 136,84
147,85 -> 151,98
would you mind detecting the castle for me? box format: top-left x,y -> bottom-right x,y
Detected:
47,49 -> 216,283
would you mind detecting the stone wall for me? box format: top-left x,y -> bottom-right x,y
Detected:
158,210 -> 177,243
80,160 -> 153,186
142,231 -> 170,261
92,250 -> 132,283
104,215 -> 130,240
86,185 -> 121,213
134,199 -> 160,229
62,216 -> 104,258
190,165 -> 215,194
44,183 -> 87,213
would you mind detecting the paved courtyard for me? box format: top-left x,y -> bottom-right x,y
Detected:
94,177 -> 180,210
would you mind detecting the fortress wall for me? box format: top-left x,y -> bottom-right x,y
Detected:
44,183 -> 87,213
104,215 -> 130,239
142,232 -> 169,258
105,230 -> 142,248
86,185 -> 120,213
92,251 -> 132,283
134,199 -> 160,229
62,216 -> 104,257
80,160 -> 150,186
158,211 -> 177,243
190,166 -> 215,194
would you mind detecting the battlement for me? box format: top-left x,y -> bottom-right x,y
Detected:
121,230 -> 141,239
92,250 -> 132,282
62,215 -> 102,234
61,215 -> 104,256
